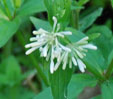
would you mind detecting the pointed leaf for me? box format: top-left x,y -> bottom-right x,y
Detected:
80,8 -> 103,31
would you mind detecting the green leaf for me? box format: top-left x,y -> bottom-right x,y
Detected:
108,50 -> 113,65
68,74 -> 97,99
78,0 -> 89,6
17,0 -> 46,17
101,81 -> 113,99
34,88 -> 53,99
5,56 -> 22,86
65,27 -> 86,43
80,8 -> 103,31
0,56 -> 21,86
84,50 -> 105,78
44,0 -> 71,28
86,25 -> 113,61
87,33 -> 101,42
66,27 -> 104,78
0,18 -> 20,48
13,0 -> 21,8
30,16 -> 52,31
49,66 -> 73,99
0,8 -> 9,20
111,0 -> 113,7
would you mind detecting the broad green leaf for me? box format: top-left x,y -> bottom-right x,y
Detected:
101,81 -> 113,99
0,18 -> 20,48
34,88 -> 53,99
49,66 -> 73,99
68,74 -> 97,99
80,8 -> 103,31
17,0 -> 46,17
87,25 -> 113,61
30,16 -> 52,31
84,50 -> 105,78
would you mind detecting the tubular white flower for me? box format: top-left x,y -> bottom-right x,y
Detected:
62,52 -> 69,70
50,59 -> 54,74
77,58 -> 86,73
72,57 -> 77,66
76,36 -> 89,44
81,44 -> 97,50
25,15 -> 97,74
66,36 -> 97,73
25,16 -> 72,74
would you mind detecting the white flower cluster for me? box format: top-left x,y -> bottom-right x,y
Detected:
25,16 -> 97,74
67,36 -> 97,72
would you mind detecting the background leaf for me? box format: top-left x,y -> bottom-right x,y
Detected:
86,25 -> 113,61
80,8 -> 103,31
17,0 -> 46,17
101,81 -> 113,99
0,18 -> 20,48
30,16 -> 52,31
33,88 -> 53,99
68,74 -> 97,99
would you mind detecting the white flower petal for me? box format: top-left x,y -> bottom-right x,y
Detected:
59,31 -> 72,35
59,43 -> 71,52
50,60 -> 54,74
69,60 -> 72,68
46,50 -> 51,61
52,16 -> 57,32
62,52 -> 68,70
30,37 -> 37,41
76,37 -> 89,44
55,33 -> 64,38
56,23 -> 60,32
74,49 -> 84,59
33,28 -> 48,35
81,44 -> 97,50
77,58 -> 86,72
25,42 -> 42,48
43,45 -> 49,57
25,47 -> 38,55
72,57 -> 77,66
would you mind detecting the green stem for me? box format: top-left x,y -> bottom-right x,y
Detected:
71,10 -> 80,29
75,10 -> 80,29
16,32 -> 49,87
105,59 -> 113,79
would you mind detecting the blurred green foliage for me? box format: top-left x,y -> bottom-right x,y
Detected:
0,0 -> 113,99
